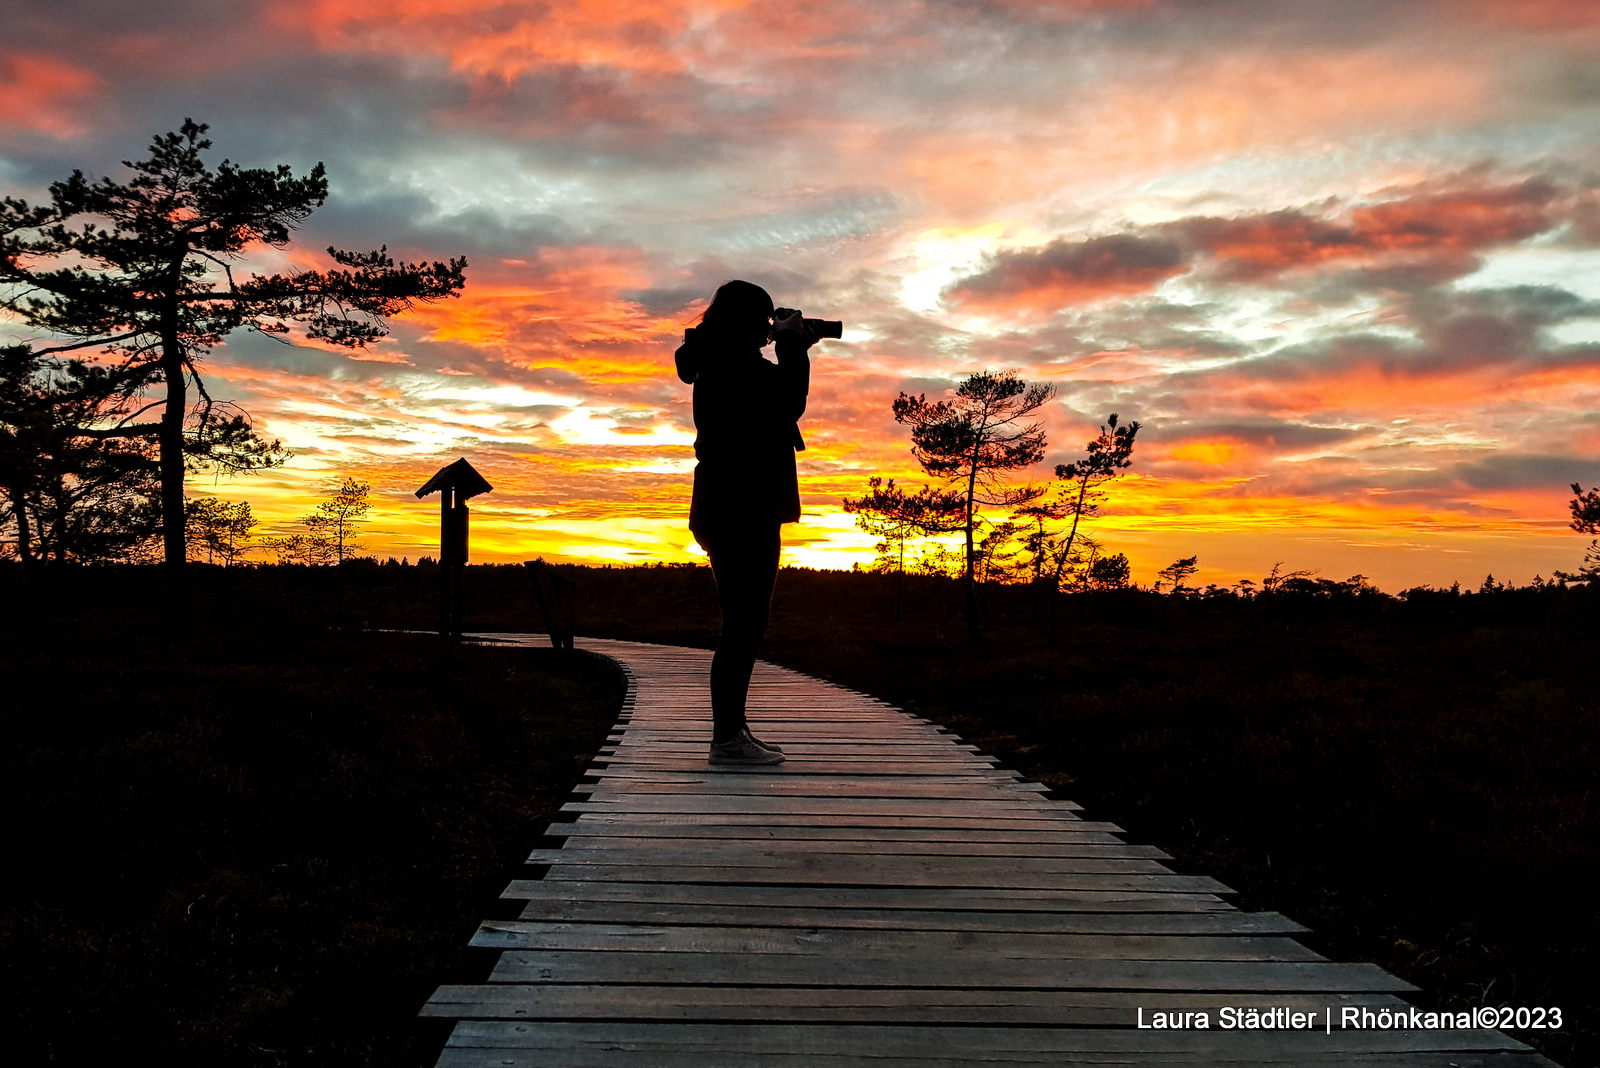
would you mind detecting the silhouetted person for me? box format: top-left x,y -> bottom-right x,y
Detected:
675,280 -> 816,765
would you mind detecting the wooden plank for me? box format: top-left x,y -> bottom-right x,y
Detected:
422,984 -> 1401,1024
438,1022 -> 1541,1062
499,881 -> 1236,911
608,726 -> 960,734
564,795 -> 1077,812
600,746 -> 984,757
554,821 -> 1126,839
594,761 -> 1009,773
438,1016 -> 1536,1061
582,777 -> 1057,790
468,921 -> 1325,961
561,798 -> 1085,816
436,1048 -> 1552,1068
599,754 -> 1002,766
625,710 -> 920,715
605,732 -> 966,739
443,1020 -> 1533,1055
613,714 -> 912,720
541,865 -> 1221,892
532,850 -> 1175,874
590,765 -> 1023,778
511,900 -> 1306,935
555,812 -> 1090,829
600,746 -> 989,756
576,779 -> 1048,794
576,782 -> 1053,800
487,952 -> 1415,991
585,767 -> 1026,779
545,839 -> 1169,859
602,746 -> 988,756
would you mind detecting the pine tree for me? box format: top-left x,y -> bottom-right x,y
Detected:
1,120 -> 466,616
184,497 -> 255,565
314,476 -> 371,565
1562,482 -> 1600,583
842,476 -> 964,619
0,344 -> 160,562
1156,555 -> 1199,594
891,370 -> 1051,643
1042,413 -> 1139,643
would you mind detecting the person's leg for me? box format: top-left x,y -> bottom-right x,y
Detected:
705,523 -> 782,745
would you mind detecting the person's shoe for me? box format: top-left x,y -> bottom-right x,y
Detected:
709,728 -> 785,766
746,731 -> 783,752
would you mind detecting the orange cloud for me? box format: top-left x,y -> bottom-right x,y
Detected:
0,52 -> 97,137
393,247 -> 689,383
283,0 -> 783,83
904,49 -> 1493,216
1193,180 -> 1559,282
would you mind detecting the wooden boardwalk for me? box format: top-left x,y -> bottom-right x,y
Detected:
422,636 -> 1556,1066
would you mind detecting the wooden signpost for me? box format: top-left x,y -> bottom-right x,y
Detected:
415,458 -> 493,638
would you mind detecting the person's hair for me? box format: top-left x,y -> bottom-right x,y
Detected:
698,280 -> 773,344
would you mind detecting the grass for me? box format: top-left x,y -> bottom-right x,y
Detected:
0,582 -> 625,1066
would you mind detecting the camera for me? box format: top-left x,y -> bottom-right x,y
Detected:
773,308 -> 843,340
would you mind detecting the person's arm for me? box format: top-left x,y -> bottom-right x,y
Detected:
772,311 -> 812,423
674,327 -> 702,384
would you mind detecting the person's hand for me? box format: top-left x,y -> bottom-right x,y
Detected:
773,308 -> 805,337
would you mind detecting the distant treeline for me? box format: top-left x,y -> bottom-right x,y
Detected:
5,557 -> 1593,646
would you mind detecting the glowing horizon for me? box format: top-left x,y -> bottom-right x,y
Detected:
6,0 -> 1600,591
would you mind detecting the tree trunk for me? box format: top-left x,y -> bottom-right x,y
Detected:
1048,580 -> 1060,648
895,539 -> 904,623
1047,475 -> 1091,648
158,284 -> 188,622
12,494 -> 31,563
963,470 -> 979,646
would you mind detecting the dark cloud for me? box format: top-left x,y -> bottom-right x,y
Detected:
947,235 -> 1186,309
310,197 -> 572,261
215,329 -> 348,375
701,190 -> 900,253
946,180 -> 1569,313
624,259 -> 818,317
1451,453 -> 1598,491
1140,419 -> 1373,451
1221,283 -> 1600,384
974,298 -> 1248,367
0,0 -> 273,67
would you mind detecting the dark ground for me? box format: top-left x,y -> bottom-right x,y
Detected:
2,560 -> 1594,1065
0,569 -> 626,1067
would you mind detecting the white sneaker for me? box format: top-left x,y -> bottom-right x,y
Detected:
708,728 -> 785,765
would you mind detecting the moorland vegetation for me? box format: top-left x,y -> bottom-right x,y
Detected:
0,588 -> 624,1066
3,559 -> 1593,1064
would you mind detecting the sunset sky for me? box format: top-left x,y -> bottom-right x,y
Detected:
6,0 -> 1600,589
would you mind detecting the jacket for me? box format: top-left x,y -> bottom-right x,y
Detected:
675,326 -> 810,532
